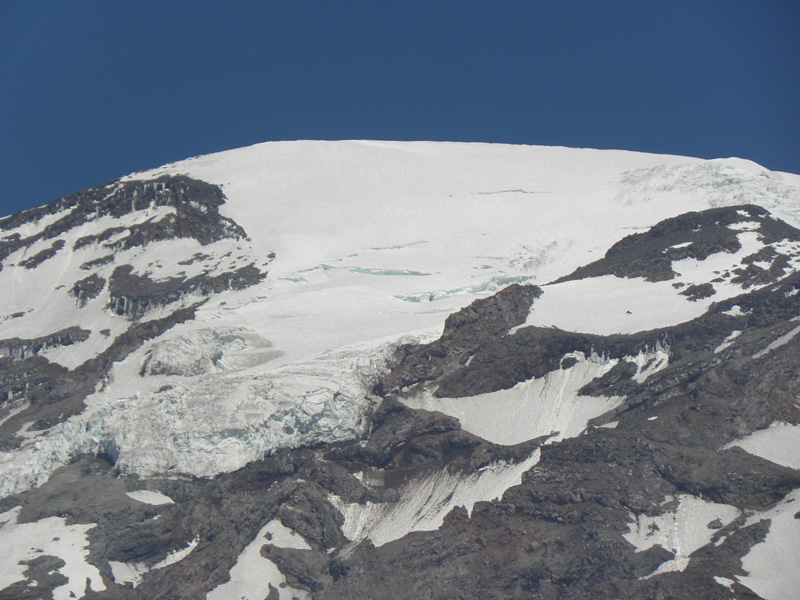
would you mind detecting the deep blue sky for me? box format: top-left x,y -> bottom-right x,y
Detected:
1,1 -> 799,217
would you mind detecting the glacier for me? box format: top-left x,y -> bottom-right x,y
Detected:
3,141 -> 800,496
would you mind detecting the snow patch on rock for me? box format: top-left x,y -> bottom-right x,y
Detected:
738,487 -> 800,600
401,351 -> 624,446
207,520 -> 310,600
714,330 -> 742,354
624,494 -> 740,578
752,322 -> 800,359
262,519 -> 312,550
330,450 -> 540,548
630,343 -> 670,383
109,535 -> 198,588
722,305 -> 748,317
725,422 -> 800,470
126,490 -> 175,506
0,506 -> 106,598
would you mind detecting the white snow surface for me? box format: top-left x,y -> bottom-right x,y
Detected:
126,490 -> 175,506
714,330 -> 742,354
738,487 -> 800,600
0,506 -> 106,598
752,321 -> 800,359
726,422 -> 800,470
207,519 -> 310,600
108,560 -> 149,589
519,231 -> 779,335
262,519 -> 312,550
330,450 -> 540,548
713,576 -> 736,591
2,141 -> 800,494
109,535 -> 199,588
401,349 -> 656,446
624,494 -> 741,578
722,305 -> 748,317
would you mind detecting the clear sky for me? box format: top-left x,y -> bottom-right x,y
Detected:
1,1 -> 798,217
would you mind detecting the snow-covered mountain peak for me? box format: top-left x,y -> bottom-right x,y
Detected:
1,141 -> 799,599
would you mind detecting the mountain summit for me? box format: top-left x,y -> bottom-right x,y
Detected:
1,141 -> 799,599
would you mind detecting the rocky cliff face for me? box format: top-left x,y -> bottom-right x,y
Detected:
0,141 -> 799,600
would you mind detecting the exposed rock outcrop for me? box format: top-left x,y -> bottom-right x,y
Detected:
1,175 -> 246,271
0,327 -> 91,362
107,263 -> 266,317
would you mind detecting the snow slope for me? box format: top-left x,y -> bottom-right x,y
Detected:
330,451 -> 541,548
401,351 -> 631,445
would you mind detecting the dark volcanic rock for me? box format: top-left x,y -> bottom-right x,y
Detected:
18,239 -> 66,270
0,326 -> 91,362
0,175 -> 246,272
80,254 -> 116,271
680,282 -> 716,301
325,206 -> 800,600
375,283 -> 543,397
555,204 -> 800,283
70,273 -> 107,307
107,263 -> 266,317
0,555 -> 68,600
